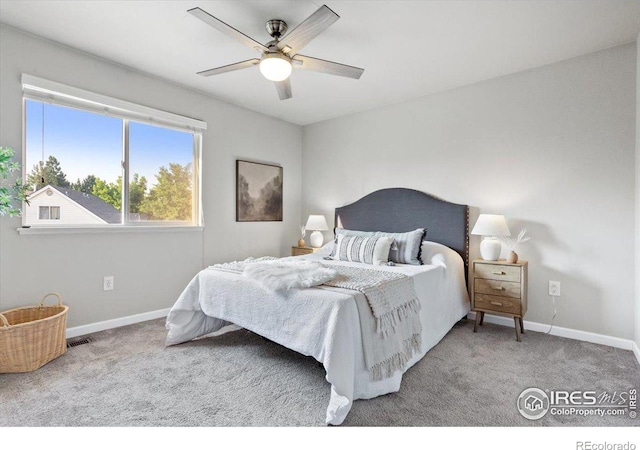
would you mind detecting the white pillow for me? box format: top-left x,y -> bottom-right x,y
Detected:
331,228 -> 375,256
314,241 -> 335,256
333,227 -> 425,265
421,241 -> 460,266
333,234 -> 394,266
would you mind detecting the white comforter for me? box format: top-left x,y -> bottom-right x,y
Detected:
165,242 -> 470,425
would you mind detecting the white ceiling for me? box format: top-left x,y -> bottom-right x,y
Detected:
1,1 -> 640,125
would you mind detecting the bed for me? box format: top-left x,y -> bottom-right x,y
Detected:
165,188 -> 470,425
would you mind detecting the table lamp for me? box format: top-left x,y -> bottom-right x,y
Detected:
305,215 -> 329,248
471,214 -> 510,261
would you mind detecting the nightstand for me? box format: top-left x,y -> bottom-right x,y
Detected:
291,246 -> 321,256
471,259 -> 528,341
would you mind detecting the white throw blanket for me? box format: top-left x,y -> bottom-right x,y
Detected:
210,257 -> 421,381
318,265 -> 422,381
322,265 -> 421,338
243,259 -> 338,291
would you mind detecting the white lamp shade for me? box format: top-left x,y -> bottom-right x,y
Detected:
471,214 -> 510,237
305,215 -> 329,231
259,54 -> 292,81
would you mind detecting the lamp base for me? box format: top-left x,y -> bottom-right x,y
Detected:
309,230 -> 324,248
480,237 -> 501,261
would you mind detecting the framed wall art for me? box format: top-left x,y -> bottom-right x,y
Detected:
236,160 -> 283,222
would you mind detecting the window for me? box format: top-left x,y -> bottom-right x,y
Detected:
38,206 -> 60,220
22,75 -> 206,229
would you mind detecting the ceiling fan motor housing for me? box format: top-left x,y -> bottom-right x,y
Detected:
266,19 -> 287,40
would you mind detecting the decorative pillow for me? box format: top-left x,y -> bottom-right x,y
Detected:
333,227 -> 426,265
375,228 -> 427,265
420,241 -> 452,265
331,228 -> 376,256
315,241 -> 336,257
333,234 -> 395,266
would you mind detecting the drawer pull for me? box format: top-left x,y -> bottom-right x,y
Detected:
490,301 -> 503,306
492,271 -> 506,275
491,286 -> 505,291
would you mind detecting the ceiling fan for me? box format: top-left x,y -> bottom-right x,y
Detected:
188,4 -> 364,100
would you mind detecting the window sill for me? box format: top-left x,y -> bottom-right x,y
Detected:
16,225 -> 204,235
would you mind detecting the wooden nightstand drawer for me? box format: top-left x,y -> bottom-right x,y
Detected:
291,246 -> 320,256
472,259 -> 527,341
474,263 -> 521,282
474,279 -> 521,299
474,293 -> 522,316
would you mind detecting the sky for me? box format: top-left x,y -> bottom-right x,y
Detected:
25,100 -> 193,188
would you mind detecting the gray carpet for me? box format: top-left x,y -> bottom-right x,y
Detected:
1,318 -> 638,426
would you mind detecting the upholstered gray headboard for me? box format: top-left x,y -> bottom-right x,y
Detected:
334,188 -> 469,269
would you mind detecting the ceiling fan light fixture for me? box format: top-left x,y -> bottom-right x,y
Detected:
259,53 -> 292,82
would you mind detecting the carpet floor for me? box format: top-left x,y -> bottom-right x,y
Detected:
1,318 -> 638,427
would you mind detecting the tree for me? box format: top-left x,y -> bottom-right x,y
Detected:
92,177 -> 121,210
140,163 -> 191,221
129,173 -> 147,213
71,175 -> 97,194
260,174 -> 283,220
236,174 -> 256,219
27,155 -> 70,190
0,146 -> 28,217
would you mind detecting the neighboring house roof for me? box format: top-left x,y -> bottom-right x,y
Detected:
30,185 -> 121,224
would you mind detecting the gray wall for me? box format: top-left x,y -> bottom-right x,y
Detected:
0,26 -> 302,327
303,43 -> 637,340
636,34 -> 640,351
1,25 -> 637,344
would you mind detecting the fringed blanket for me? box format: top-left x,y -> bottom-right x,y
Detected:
209,257 -> 422,381
320,264 -> 422,381
322,265 -> 421,338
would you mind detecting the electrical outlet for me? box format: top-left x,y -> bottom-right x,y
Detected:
103,276 -> 114,291
549,281 -> 561,297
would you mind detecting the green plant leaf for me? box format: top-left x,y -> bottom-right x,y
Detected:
0,146 -> 28,217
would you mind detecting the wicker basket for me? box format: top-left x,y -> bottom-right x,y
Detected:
0,293 -> 68,373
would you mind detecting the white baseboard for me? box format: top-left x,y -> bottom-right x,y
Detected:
633,342 -> 640,366
66,308 -> 170,339
467,312 -> 637,354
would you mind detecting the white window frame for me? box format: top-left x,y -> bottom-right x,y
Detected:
38,206 -> 60,221
39,206 -> 50,220
20,75 -> 206,234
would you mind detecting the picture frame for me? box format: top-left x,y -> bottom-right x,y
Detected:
236,160 -> 283,222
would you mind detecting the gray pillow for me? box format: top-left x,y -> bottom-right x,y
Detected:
377,228 -> 426,265
333,227 -> 427,265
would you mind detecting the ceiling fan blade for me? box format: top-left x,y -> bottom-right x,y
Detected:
197,59 -> 261,77
274,78 -> 292,100
277,5 -> 339,55
292,55 -> 364,79
188,7 -> 268,53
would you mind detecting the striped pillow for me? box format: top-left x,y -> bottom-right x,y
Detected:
334,227 -> 426,265
377,228 -> 427,265
334,234 -> 395,266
